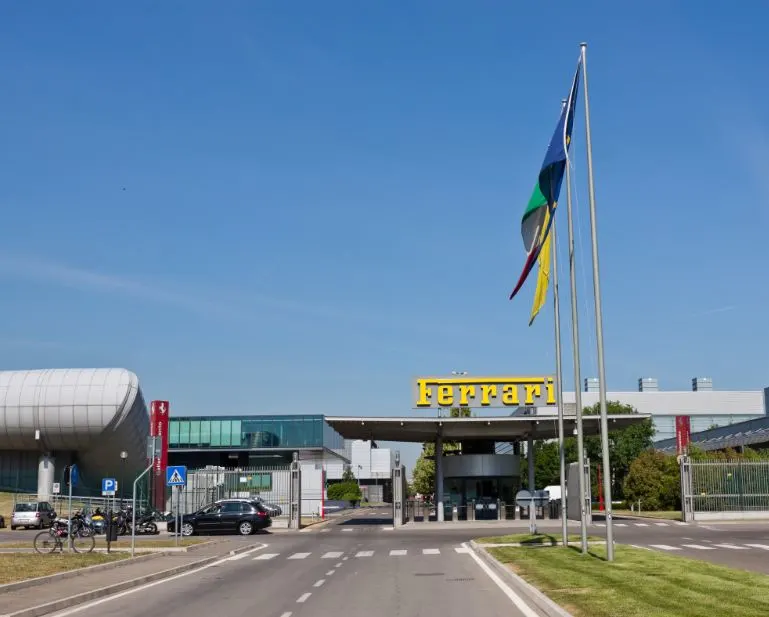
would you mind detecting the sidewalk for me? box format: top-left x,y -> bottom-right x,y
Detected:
0,539 -> 260,617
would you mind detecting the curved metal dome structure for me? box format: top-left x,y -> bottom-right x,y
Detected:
0,368 -> 149,494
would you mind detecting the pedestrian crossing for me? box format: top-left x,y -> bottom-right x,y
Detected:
647,542 -> 769,552
594,521 -> 682,528
246,547 -> 468,562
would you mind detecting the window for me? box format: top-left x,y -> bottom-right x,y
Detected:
169,421 -> 180,445
211,421 -> 222,446
220,502 -> 242,513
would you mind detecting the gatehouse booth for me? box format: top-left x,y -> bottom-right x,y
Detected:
326,375 -> 649,525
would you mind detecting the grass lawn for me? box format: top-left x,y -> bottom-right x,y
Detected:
614,509 -> 682,521
488,544 -> 769,617
0,552 -> 128,584
1,537 -> 203,549
0,492 -> 15,524
477,533 -> 601,545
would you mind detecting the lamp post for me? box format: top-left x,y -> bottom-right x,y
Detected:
120,451 -> 128,506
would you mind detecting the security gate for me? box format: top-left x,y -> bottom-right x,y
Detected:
681,456 -> 769,522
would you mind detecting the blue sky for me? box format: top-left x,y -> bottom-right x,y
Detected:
1,2 -> 767,470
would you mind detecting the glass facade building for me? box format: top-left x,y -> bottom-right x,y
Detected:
169,415 -> 344,451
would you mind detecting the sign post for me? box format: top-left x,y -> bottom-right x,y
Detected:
65,464 -> 78,552
675,416 -> 691,455
166,466 -> 187,546
150,401 -> 171,511
516,490 -> 549,535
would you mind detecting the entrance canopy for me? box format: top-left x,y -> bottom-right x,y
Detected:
325,414 -> 649,442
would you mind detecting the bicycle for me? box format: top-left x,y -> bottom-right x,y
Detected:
33,519 -> 95,554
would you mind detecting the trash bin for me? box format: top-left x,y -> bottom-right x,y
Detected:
106,512 -> 118,542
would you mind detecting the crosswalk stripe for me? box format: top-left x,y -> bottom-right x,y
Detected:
713,543 -> 749,550
389,549 -> 407,556
382,526 -> 394,531
745,544 -> 769,550
595,523 -> 605,527
322,551 -> 344,559
614,523 -> 627,527
455,546 -> 471,554
650,544 -> 681,551
681,544 -> 715,550
356,550 -> 374,557
634,523 -> 649,527
341,528 -> 354,532
654,522 -> 668,526
320,529 -> 330,533
422,548 -> 440,555
288,552 -> 311,559
254,553 -> 279,560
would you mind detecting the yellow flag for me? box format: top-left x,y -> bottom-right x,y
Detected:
528,208 -> 553,326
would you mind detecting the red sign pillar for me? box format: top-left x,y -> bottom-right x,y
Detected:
150,401 -> 170,511
675,416 -> 691,455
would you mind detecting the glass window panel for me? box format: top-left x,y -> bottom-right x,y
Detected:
169,421 -> 180,446
178,421 -> 190,446
232,419 -> 243,446
199,421 -> 211,446
211,421 -> 222,447
220,420 -> 231,446
189,420 -> 200,446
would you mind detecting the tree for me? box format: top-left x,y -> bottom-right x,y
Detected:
411,406 -> 471,497
328,481 -> 362,505
623,450 -> 680,511
342,466 -> 356,483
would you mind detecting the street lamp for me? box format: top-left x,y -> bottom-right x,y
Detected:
120,451 -> 128,505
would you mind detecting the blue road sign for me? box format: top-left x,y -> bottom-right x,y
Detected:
69,464 -> 79,487
166,465 -> 187,487
102,478 -> 118,496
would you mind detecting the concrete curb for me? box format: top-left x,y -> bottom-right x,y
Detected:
1,542 -> 266,617
469,540 -> 574,617
0,553 -> 162,594
478,541 -> 606,548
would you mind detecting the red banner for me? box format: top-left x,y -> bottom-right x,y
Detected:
675,415 -> 691,455
150,400 -> 170,510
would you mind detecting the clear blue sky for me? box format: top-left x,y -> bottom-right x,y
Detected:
1,2 -> 767,471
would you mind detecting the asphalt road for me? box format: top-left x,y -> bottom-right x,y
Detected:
45,508 -> 543,617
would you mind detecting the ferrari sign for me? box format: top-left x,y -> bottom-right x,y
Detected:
413,376 -> 555,408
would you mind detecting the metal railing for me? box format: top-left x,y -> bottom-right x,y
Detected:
686,459 -> 769,515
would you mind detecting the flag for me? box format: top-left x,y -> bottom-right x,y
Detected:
528,208 -> 553,325
509,61 -> 581,314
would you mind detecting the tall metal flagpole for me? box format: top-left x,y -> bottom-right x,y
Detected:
580,42 -> 614,561
552,216 -> 568,547
565,121 -> 588,555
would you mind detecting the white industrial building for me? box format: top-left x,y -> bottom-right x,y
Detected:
531,376 -> 767,441
325,439 -> 393,503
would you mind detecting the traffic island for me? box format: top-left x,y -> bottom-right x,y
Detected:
0,553 -> 129,585
471,541 -> 769,617
476,533 -> 601,546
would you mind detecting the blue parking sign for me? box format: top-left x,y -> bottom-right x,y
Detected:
101,478 -> 118,496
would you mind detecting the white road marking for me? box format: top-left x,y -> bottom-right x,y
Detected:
382,526 -> 394,531
423,548 -> 440,555
462,542 -> 539,617
326,570 -> 335,575
342,527 -> 354,531
254,552 -> 279,560
322,551 -> 344,559
650,544 -> 681,551
356,550 -> 374,557
682,544 -> 715,550
713,543 -> 749,550
343,556 -> 349,561
654,522 -> 668,526
745,544 -> 769,550
279,613 -> 292,617
228,552 -> 250,560
389,549 -> 407,556
320,528 -> 331,533
297,593 -> 312,603
595,523 -> 605,527
314,579 -> 326,588
455,546 -> 471,554
42,543 -> 270,616
614,523 -> 627,527
335,562 -> 343,567
288,552 -> 311,559
634,523 -> 649,527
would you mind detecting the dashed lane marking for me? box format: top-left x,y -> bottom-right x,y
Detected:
649,544 -> 681,551
322,551 -> 344,559
681,544 -> 715,550
389,549 -> 407,556
297,593 -> 312,603
314,579 -> 326,588
356,550 -> 374,557
713,543 -> 749,550
745,544 -> 769,550
288,552 -> 311,559
423,548 -> 440,555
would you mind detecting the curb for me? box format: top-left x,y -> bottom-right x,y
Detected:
478,541 -> 606,548
0,553 -> 161,594
469,540 -> 574,617
1,542 -> 266,617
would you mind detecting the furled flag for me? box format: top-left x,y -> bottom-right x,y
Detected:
509,61 -> 581,325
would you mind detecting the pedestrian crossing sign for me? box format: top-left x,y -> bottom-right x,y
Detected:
166,465 -> 187,487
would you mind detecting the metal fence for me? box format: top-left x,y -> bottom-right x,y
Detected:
173,466 -> 292,524
11,493 -> 149,516
681,458 -> 769,521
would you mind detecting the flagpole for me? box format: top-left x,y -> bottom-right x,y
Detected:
565,122 -> 588,555
580,41 -> 614,561
552,216 -> 568,547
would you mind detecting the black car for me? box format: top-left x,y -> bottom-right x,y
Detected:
168,500 -> 271,536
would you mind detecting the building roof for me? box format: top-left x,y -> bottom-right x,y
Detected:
325,414 -> 649,442
555,390 -> 765,416
656,415 -> 769,454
